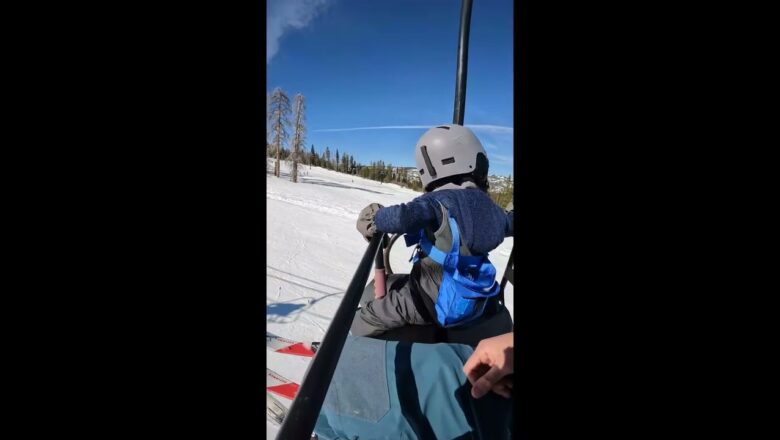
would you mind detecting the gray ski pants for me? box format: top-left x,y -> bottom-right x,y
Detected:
350,274 -> 432,338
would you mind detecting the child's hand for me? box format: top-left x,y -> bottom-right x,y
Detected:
462,332 -> 514,399
356,203 -> 384,241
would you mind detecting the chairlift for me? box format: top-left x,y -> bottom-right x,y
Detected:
276,1 -> 514,437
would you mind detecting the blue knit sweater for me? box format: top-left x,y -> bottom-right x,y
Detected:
375,188 -> 513,255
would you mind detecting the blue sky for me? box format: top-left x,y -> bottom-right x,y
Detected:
267,0 -> 514,176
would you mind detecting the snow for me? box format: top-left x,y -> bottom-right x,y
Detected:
266,159 -> 514,438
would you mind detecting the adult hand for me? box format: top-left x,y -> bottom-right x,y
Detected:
462,332 -> 514,399
356,203 -> 384,241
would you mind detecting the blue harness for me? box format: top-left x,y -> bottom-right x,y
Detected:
404,208 -> 500,327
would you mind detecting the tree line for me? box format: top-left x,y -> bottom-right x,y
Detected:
266,87 -> 512,206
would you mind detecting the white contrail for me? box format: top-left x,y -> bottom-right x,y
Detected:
467,125 -> 514,134
312,125 -> 431,132
312,124 -> 513,133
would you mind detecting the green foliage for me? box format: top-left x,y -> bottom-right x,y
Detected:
267,133 -> 506,199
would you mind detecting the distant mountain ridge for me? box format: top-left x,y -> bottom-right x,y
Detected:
399,167 -> 512,186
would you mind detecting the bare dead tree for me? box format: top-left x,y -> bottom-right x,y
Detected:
290,94 -> 306,183
265,92 -> 272,173
268,88 -> 291,177
266,92 -> 271,146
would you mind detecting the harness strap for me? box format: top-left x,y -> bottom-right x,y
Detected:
404,203 -> 485,270
419,219 -> 486,273
419,215 -> 458,267
402,202 -> 501,328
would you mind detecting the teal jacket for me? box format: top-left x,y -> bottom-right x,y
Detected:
314,336 -> 512,439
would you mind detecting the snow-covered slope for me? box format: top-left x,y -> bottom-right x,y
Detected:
266,159 -> 514,438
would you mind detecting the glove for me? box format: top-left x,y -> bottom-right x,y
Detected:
356,203 -> 384,242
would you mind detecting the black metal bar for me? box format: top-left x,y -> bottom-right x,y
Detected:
499,245 -> 514,304
453,0 -> 473,125
276,233 -> 386,439
374,234 -> 386,269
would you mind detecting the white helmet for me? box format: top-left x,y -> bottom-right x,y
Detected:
414,124 -> 489,191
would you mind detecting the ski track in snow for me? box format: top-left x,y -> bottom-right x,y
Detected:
265,159 -> 513,438
266,190 -> 358,219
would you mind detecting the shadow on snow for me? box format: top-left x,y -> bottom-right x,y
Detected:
300,177 -> 393,195
266,302 -> 305,317
266,168 -> 393,195
266,269 -> 347,324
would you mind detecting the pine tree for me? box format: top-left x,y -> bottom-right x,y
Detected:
290,94 -> 306,183
341,153 -> 350,173
268,88 -> 291,177
266,92 -> 271,145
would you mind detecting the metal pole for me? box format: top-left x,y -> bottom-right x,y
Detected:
374,234 -> 386,269
373,234 -> 387,299
453,0 -> 474,125
276,233 -> 386,439
499,245 -> 514,304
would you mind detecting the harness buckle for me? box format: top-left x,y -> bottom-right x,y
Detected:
409,245 -> 422,263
